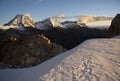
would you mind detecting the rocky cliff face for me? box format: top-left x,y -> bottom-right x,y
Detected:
107,14 -> 120,37
0,30 -> 66,68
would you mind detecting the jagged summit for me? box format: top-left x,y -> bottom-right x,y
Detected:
4,14 -> 36,29
35,17 -> 63,30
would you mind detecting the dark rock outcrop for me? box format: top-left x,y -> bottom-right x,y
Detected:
0,33 -> 66,68
41,27 -> 107,49
107,14 -> 120,37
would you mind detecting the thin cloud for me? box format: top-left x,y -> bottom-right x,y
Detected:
53,14 -> 69,19
75,15 -> 113,23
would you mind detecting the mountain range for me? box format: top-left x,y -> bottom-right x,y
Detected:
1,14 -> 87,30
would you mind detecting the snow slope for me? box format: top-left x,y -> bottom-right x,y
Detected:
113,35 -> 120,39
0,38 -> 120,81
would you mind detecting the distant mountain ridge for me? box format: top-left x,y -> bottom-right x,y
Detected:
36,18 -> 87,30
2,14 -> 87,30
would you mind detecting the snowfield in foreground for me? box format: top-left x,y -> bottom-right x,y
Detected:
0,38 -> 120,81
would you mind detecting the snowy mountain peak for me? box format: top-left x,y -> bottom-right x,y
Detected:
77,22 -> 88,27
50,17 -> 63,27
4,14 -> 36,29
35,17 -> 63,30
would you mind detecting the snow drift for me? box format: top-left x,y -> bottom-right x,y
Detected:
0,38 -> 120,81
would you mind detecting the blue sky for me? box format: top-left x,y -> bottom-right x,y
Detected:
0,0 -> 120,25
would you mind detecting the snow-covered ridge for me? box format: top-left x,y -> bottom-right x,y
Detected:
36,18 -> 87,30
35,18 -> 63,30
62,21 -> 87,28
0,38 -> 120,81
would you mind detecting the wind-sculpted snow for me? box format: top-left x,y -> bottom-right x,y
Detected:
0,38 -> 120,81
40,39 -> 120,81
